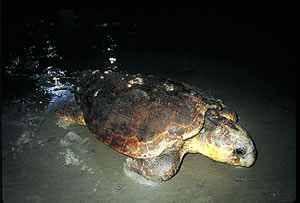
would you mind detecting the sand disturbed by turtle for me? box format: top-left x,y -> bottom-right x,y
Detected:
55,69 -> 256,182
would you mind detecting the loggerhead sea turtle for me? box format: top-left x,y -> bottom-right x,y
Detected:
55,70 -> 256,182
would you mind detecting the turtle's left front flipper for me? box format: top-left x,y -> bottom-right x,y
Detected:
125,142 -> 185,182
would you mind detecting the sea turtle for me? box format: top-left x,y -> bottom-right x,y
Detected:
55,69 -> 256,182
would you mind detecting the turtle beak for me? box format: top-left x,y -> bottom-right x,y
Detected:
224,122 -> 257,167
234,147 -> 256,167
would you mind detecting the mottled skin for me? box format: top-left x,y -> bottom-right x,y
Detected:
125,111 -> 256,182
56,70 -> 256,182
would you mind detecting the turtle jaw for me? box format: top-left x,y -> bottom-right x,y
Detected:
236,149 -> 256,167
199,137 -> 256,167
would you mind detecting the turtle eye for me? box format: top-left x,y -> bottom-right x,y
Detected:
233,148 -> 246,156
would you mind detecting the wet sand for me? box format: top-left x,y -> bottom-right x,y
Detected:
2,61 -> 296,202
2,8 -> 296,202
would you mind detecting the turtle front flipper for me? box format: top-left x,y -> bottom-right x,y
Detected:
124,142 -> 185,182
55,103 -> 86,125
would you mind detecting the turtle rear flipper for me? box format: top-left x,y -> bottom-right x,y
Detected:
55,103 -> 86,125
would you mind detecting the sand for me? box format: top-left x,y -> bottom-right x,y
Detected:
2,62 -> 296,202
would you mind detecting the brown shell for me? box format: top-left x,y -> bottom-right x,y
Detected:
75,70 -> 224,159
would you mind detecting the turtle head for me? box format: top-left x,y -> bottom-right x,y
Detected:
199,116 -> 256,167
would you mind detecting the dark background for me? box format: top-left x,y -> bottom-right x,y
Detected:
2,7 -> 297,101
2,8 -> 296,67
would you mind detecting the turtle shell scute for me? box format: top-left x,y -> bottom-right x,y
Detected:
75,70 -> 225,158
